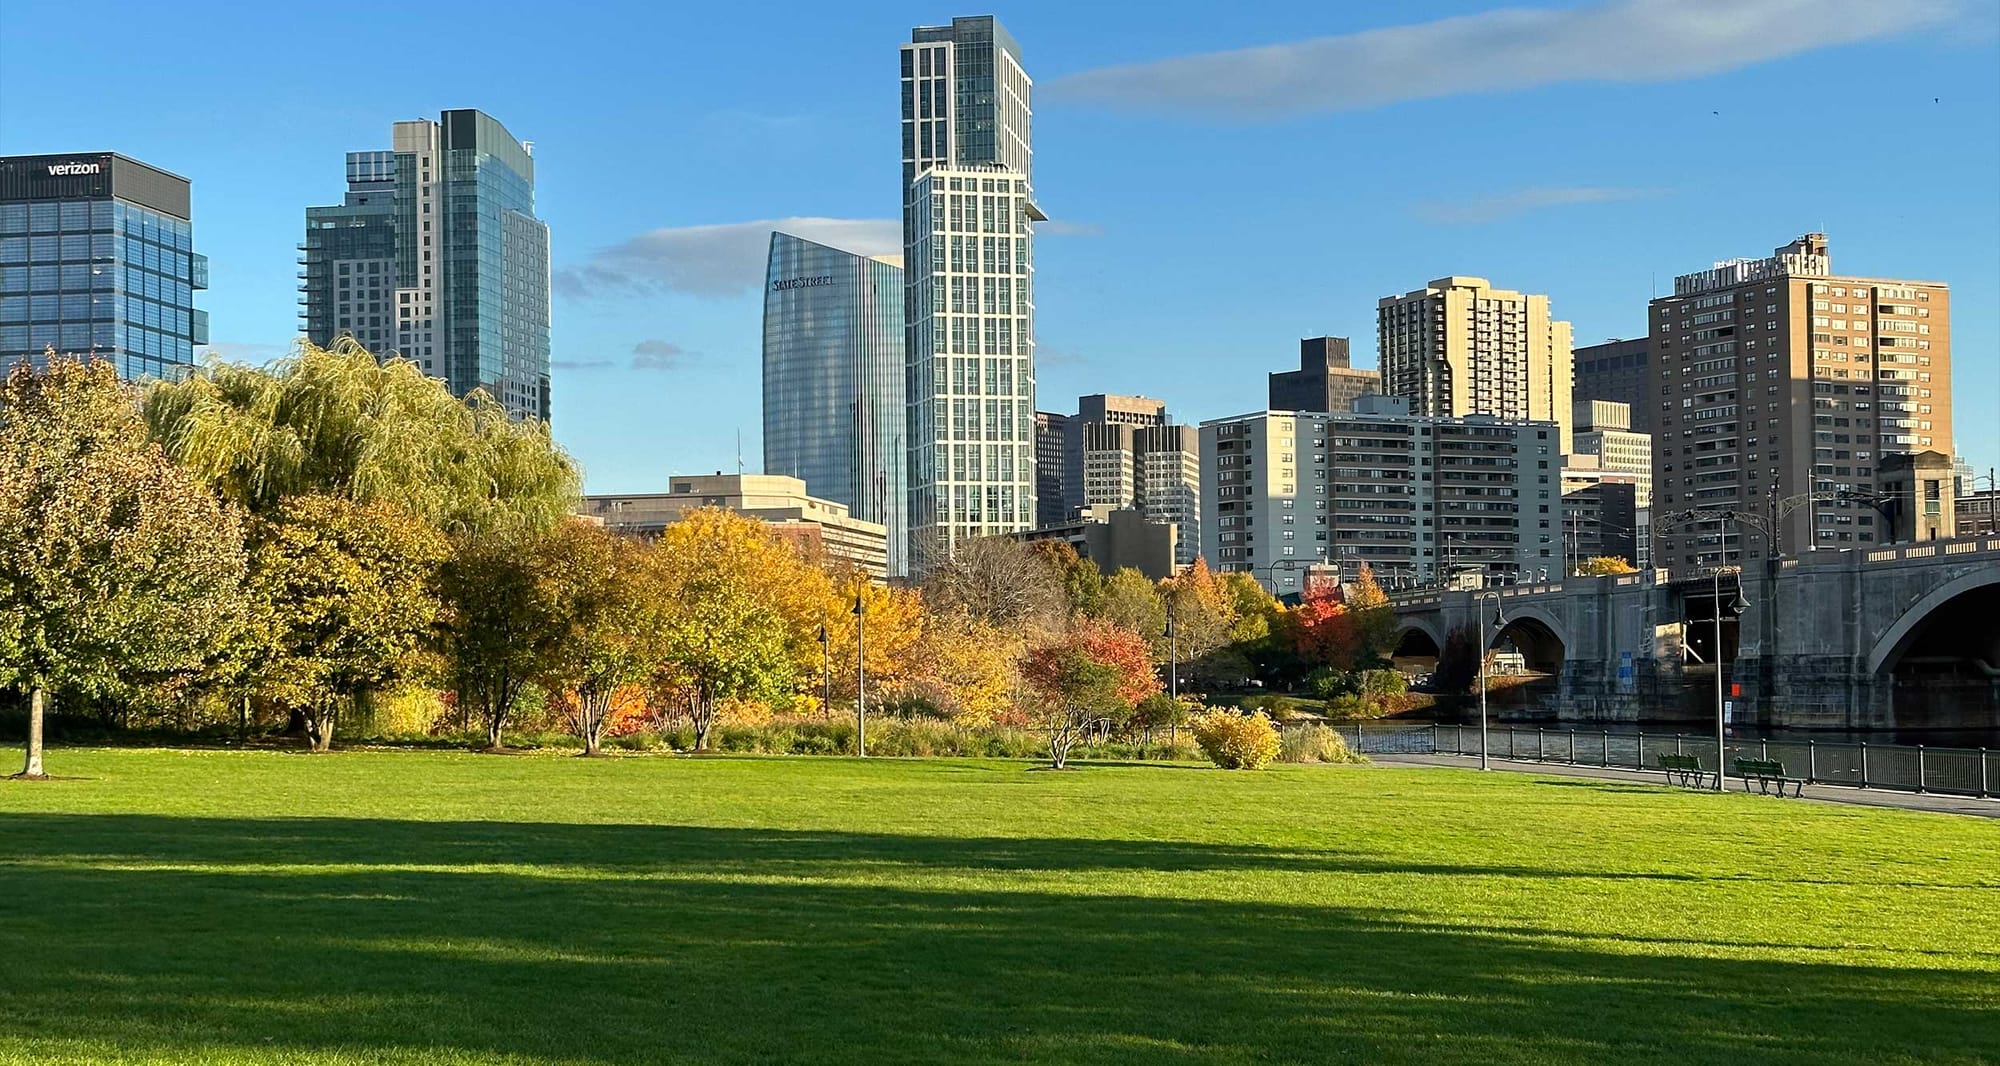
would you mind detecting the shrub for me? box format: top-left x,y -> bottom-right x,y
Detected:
1190,711 -> 1282,770
1279,724 -> 1363,764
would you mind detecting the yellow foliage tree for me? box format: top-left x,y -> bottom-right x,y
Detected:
1578,555 -> 1638,576
647,509 -> 819,748
1161,558 -> 1237,661
907,609 -> 1022,727
818,570 -> 924,706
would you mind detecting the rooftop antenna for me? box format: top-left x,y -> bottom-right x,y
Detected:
736,429 -> 744,475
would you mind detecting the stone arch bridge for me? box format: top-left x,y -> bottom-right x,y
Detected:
1387,534 -> 2000,731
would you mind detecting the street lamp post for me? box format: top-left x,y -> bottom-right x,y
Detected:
1711,523 -> 1749,791
1477,591 -> 1506,771
1166,602 -> 1178,701
852,595 -> 867,758
816,622 -> 831,718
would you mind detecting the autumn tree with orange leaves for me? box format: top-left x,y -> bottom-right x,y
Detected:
1021,620 -> 1160,769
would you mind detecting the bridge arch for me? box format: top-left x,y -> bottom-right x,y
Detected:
1391,617 -> 1445,658
1866,569 -> 2000,675
1491,602 -> 1568,675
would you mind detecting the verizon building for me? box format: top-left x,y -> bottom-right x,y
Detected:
0,152 -> 209,380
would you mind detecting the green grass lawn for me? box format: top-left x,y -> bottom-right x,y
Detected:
1,749 -> 1995,1065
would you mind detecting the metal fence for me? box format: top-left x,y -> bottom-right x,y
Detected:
1329,721 -> 1998,798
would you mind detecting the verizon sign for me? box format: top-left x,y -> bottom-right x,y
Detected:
47,162 -> 102,176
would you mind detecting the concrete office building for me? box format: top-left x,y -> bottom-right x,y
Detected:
1560,455 -> 1642,570
1268,336 -> 1381,413
583,474 -> 890,579
1010,506 -> 1177,582
1136,423 -> 1201,567
1649,234 -> 1952,571
0,152 -> 208,380
1568,399 -> 1653,568
1050,394 -> 1198,566
762,232 -> 908,574
1064,393 -> 1167,515
1201,397 -> 1561,595
1377,276 -> 1574,451
1572,338 -> 1653,433
900,15 -> 1044,569
302,110 -> 550,421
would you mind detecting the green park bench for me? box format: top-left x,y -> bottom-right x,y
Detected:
1732,758 -> 1805,797
1656,752 -> 1711,789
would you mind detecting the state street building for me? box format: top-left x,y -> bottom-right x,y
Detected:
762,232 -> 908,575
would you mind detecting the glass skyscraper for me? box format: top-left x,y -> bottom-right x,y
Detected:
900,15 -> 1043,569
302,110 -> 551,422
0,153 -> 208,380
762,232 -> 910,575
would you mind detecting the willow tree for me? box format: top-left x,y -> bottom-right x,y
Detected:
0,357 -> 249,778
142,339 -> 580,536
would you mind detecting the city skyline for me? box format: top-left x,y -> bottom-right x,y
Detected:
1,1 -> 1995,488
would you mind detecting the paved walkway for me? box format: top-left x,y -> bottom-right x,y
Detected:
1372,752 -> 2000,819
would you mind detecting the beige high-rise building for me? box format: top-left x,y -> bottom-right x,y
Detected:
1649,234 -> 1952,572
1377,276 -> 1574,451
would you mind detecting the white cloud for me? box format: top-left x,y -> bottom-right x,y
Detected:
630,340 -> 692,371
195,341 -> 291,365
557,217 -> 901,299
1414,185 -> 1666,224
1046,0 -> 1957,120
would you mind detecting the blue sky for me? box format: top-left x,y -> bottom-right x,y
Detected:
2,0 -> 1996,491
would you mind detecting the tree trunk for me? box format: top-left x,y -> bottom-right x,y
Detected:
305,706 -> 336,752
485,712 -> 506,752
580,692 -> 608,757
16,687 -> 48,779
690,691 -> 714,752
1049,716 -> 1075,770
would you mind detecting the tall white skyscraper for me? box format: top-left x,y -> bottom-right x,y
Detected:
900,15 -> 1044,570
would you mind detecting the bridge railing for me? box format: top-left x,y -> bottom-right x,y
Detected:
1330,721 -> 1996,798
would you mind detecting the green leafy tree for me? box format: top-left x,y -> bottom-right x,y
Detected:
1131,691 -> 1195,744
253,495 -> 447,751
1028,539 -> 1104,617
537,522 -> 657,756
650,510 -> 798,750
1100,567 -> 1166,645
143,339 -> 580,536
0,357 -> 249,778
436,527 -> 571,750
1345,564 -> 1397,668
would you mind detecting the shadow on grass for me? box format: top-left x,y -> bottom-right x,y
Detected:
0,814 -> 1990,1066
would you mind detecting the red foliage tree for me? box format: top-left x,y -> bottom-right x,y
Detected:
1021,620 -> 1162,768
1292,588 -> 1361,671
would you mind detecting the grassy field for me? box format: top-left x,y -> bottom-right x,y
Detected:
0,749 -> 1995,1065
